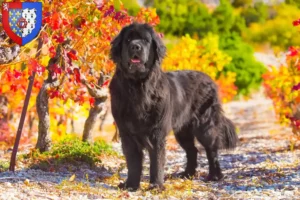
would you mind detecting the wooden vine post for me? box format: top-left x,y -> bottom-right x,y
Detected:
9,38 -> 43,171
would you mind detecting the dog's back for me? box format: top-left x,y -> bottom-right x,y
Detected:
166,70 -> 237,180
167,70 -> 237,146
167,70 -> 220,131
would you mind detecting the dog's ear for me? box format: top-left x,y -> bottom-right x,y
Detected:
110,26 -> 127,64
150,27 -> 166,63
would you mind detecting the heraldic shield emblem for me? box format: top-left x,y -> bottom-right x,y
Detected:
2,2 -> 42,46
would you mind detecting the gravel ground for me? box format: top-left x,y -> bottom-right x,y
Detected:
1,96 -> 300,199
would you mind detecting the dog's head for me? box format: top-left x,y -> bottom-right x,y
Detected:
110,23 -> 166,80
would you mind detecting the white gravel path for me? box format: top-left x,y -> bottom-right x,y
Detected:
1,95 -> 300,199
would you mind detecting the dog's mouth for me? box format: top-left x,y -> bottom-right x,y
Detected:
130,55 -> 141,64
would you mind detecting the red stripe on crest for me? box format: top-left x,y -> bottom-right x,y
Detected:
2,2 -> 22,45
7,2 -> 22,9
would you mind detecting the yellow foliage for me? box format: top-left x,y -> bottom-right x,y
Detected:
162,34 -> 237,102
40,55 -> 51,67
50,98 -> 90,141
263,48 -> 300,130
245,3 -> 300,50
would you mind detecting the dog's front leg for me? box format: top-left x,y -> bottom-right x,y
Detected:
119,135 -> 143,191
148,134 -> 166,191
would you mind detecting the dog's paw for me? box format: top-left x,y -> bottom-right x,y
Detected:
204,173 -> 224,182
118,182 -> 139,191
168,171 -> 195,180
177,171 -> 195,179
147,183 -> 165,192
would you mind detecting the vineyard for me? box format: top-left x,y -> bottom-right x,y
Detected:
0,0 -> 300,199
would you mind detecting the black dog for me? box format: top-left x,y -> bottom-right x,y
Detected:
109,23 -> 238,191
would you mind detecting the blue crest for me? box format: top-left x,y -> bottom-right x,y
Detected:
2,2 -> 42,46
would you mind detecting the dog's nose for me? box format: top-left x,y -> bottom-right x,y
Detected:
131,43 -> 141,51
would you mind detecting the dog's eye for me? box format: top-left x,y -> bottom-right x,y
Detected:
127,38 -> 131,42
143,39 -> 148,43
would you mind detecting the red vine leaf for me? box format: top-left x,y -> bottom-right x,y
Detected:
89,97 -> 95,107
50,12 -> 61,30
293,19 -> 300,26
28,59 -> 45,76
53,34 -> 65,43
102,79 -> 110,87
288,47 -> 298,57
73,68 -> 81,83
292,83 -> 300,91
49,46 -> 56,58
10,84 -> 18,92
13,69 -> 22,79
67,51 -> 78,61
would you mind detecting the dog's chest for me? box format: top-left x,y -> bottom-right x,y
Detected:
112,94 -> 162,134
110,75 -> 168,134
121,102 -> 160,133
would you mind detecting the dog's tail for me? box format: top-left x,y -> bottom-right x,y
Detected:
218,115 -> 238,149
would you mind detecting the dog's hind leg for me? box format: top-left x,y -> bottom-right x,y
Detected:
174,124 -> 198,179
194,125 -> 224,181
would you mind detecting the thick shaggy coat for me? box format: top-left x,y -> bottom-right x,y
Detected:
109,23 -> 238,191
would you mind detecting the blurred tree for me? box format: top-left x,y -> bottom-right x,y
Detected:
153,0 -> 260,95
154,0 -> 189,35
219,32 -> 266,95
232,0 -> 252,8
153,0 -> 219,36
153,0 -> 248,38
241,2 -> 268,26
212,0 -> 246,35
144,0 -> 154,6
185,1 -> 217,37
117,0 -> 141,16
245,3 -> 300,50
286,0 -> 300,8
212,0 -> 235,34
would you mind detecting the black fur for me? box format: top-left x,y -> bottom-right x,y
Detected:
109,23 -> 238,191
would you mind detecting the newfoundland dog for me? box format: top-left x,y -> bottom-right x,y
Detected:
109,23 -> 238,191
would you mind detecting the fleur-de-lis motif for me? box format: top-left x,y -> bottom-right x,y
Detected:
16,11 -> 21,17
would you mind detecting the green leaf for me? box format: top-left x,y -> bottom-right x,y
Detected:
72,8 -> 78,14
21,62 -> 26,71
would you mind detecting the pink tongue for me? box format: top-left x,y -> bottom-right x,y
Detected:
131,59 -> 140,63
